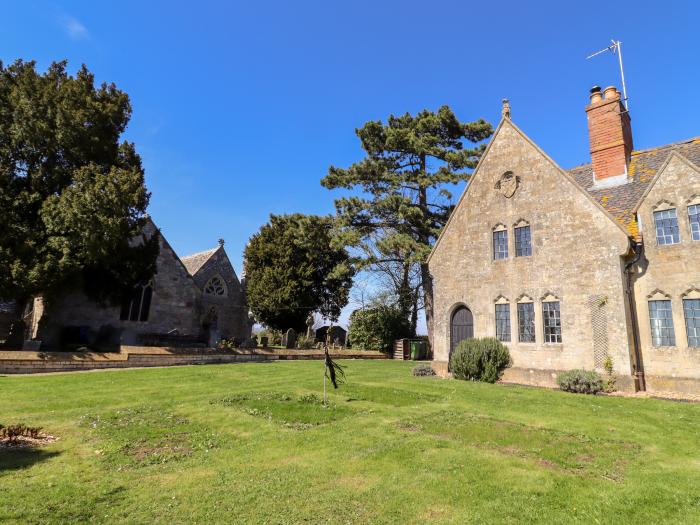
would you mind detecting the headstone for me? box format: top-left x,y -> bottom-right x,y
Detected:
284,328 -> 297,349
305,314 -> 314,338
240,335 -> 258,349
22,340 -> 42,351
4,320 -> 25,349
259,336 -> 268,348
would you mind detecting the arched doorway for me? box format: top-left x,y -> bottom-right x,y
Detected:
450,306 -> 474,356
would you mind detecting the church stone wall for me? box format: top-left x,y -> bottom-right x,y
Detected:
429,120 -> 635,386
191,249 -> 251,341
35,229 -> 201,349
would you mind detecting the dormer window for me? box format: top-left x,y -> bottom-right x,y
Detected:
654,209 -> 680,245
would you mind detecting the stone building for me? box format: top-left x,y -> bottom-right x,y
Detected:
28,219 -> 252,350
428,86 -> 700,394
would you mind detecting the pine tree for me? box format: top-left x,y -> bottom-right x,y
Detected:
322,106 -> 492,344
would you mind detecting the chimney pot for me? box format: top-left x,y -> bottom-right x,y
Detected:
589,85 -> 603,104
603,85 -> 619,100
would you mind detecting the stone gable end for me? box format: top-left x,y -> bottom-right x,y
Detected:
429,119 -> 634,382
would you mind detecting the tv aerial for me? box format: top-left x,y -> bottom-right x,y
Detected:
587,39 -> 629,110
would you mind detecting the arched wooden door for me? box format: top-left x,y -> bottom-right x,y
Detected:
450,306 -> 474,356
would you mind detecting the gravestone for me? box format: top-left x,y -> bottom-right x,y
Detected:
259,336 -> 268,348
284,328 -> 297,349
4,320 -> 26,349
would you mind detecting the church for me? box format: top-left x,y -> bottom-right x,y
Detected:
428,86 -> 700,394
27,219 -> 253,350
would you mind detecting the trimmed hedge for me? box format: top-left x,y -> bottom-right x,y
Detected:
557,369 -> 604,394
449,337 -> 511,383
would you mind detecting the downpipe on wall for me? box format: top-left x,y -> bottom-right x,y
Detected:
624,239 -> 646,392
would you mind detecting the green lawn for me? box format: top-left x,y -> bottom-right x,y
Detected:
1,361 -> 699,524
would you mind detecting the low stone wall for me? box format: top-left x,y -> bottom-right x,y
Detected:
0,347 -> 386,374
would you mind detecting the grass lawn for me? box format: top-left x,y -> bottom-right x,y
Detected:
1,361 -> 699,524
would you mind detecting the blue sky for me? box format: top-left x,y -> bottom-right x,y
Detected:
2,1 -> 698,330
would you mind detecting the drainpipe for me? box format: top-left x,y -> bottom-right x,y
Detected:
624,239 -> 645,391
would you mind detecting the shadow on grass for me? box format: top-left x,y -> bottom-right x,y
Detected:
0,447 -> 61,472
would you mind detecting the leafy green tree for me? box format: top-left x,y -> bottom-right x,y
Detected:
244,214 -> 354,332
347,304 -> 411,353
0,60 -> 157,310
322,106 -> 492,344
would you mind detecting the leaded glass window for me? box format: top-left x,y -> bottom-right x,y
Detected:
684,299 -> 700,348
515,225 -> 532,257
120,282 -> 153,322
517,302 -> 535,343
204,276 -> 227,296
495,304 -> 511,342
543,301 -> 562,343
689,205 -> 700,241
493,230 -> 508,260
649,300 -> 676,346
654,209 -> 680,245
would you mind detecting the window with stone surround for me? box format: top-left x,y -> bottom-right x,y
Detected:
648,300 -> 676,347
517,302 -> 535,343
493,228 -> 508,260
515,224 -> 532,257
684,299 -> 700,347
204,276 -> 227,297
654,209 -> 680,245
542,301 -> 562,343
495,303 -> 511,342
120,282 -> 153,322
689,204 -> 700,241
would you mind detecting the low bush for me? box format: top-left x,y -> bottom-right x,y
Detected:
557,369 -> 604,395
296,335 -> 315,349
449,337 -> 511,383
412,364 -> 436,377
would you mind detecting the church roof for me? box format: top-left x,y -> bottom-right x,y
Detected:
180,247 -> 220,276
568,136 -> 700,239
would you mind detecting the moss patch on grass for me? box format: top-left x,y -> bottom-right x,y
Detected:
214,391 -> 353,428
401,411 -> 638,481
79,406 -> 222,468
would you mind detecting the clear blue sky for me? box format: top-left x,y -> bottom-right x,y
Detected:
3,1 -> 698,330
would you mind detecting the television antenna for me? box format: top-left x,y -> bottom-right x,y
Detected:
586,39 -> 628,110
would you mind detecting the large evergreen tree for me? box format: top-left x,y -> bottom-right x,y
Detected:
244,214 -> 354,332
322,106 -> 492,344
0,60 -> 157,310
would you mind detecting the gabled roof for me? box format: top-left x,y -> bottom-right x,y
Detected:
180,247 -> 220,276
427,117 -> 630,263
569,137 -> 700,238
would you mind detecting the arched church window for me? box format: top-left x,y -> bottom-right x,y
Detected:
120,281 -> 154,322
204,276 -> 227,297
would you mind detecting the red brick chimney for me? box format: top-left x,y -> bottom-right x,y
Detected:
585,85 -> 633,185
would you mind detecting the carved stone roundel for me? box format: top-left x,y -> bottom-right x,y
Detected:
495,171 -> 519,198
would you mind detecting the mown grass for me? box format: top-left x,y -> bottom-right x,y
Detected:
0,360 -> 699,524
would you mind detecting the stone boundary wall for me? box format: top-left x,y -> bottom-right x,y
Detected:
0,347 -> 386,374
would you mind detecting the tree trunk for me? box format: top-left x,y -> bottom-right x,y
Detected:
417,154 -> 434,348
420,262 -> 434,349
409,290 -> 418,337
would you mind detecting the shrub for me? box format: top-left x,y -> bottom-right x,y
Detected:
449,337 -> 511,383
347,305 -> 411,353
557,369 -> 604,394
296,335 -> 315,349
602,355 -> 617,393
412,364 -> 436,377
